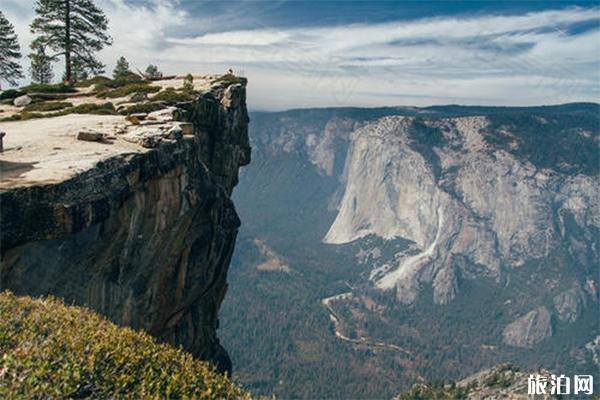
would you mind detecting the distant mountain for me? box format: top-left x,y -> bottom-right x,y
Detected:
220,103 -> 599,399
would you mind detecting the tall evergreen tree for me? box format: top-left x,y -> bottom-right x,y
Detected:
113,56 -> 130,79
30,0 -> 112,83
29,45 -> 54,84
0,11 -> 24,88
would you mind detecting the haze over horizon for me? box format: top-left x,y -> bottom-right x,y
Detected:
3,0 -> 599,110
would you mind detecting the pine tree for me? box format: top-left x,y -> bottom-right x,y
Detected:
30,0 -> 112,83
29,45 -> 54,84
113,56 -> 130,79
145,64 -> 161,79
0,11 -> 24,88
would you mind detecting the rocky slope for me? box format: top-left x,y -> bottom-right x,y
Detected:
0,77 -> 250,374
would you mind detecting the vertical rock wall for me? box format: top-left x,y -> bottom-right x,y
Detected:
0,81 -> 250,374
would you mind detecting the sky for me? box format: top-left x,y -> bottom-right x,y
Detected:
2,0 -> 599,110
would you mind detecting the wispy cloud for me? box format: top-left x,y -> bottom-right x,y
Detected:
2,1 -> 598,110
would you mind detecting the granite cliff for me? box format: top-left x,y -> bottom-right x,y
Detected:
0,76 -> 250,374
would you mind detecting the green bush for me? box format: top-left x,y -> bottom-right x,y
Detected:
151,88 -> 195,104
23,101 -> 73,112
183,73 -> 194,92
20,83 -> 77,94
65,102 -> 117,115
0,89 -> 24,100
74,75 -> 112,88
213,73 -> 246,85
97,83 -> 160,99
0,291 -> 251,399
120,102 -> 166,115
93,74 -> 144,91
0,114 -> 22,122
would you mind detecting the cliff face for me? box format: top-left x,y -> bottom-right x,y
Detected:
325,116 -> 598,308
0,80 -> 250,374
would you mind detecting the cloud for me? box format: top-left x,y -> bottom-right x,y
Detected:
2,1 -> 598,110
168,30 -> 290,46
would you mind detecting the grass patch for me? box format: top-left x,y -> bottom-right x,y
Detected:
20,83 -> 77,94
0,291 -> 250,399
151,87 -> 196,104
213,73 -> 246,85
23,101 -> 73,112
97,83 -> 160,99
120,102 -> 166,115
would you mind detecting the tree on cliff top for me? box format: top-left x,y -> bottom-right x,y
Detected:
29,45 -> 54,84
113,56 -> 130,79
144,64 -> 162,79
0,11 -> 24,88
30,0 -> 112,83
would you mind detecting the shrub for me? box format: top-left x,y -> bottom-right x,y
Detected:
0,114 -> 22,122
119,102 -> 166,115
93,75 -> 143,92
0,291 -> 250,399
213,73 -> 246,85
74,75 -> 112,88
97,83 -> 160,99
0,89 -> 24,100
183,73 -> 194,92
0,112 -> 47,121
151,88 -> 195,104
23,101 -> 73,112
19,83 -> 77,94
65,102 -> 117,115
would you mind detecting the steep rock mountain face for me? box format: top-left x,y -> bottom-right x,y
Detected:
220,104 -> 599,399
0,82 -> 250,373
326,115 -> 598,315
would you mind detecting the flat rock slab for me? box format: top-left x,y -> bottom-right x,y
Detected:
0,114 -> 144,189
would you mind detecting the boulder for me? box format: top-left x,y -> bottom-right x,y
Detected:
130,113 -> 148,121
129,92 -> 148,103
13,95 -> 32,107
147,107 -> 177,122
167,126 -> 183,140
77,129 -> 105,142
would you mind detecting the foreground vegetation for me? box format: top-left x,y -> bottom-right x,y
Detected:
0,291 -> 250,399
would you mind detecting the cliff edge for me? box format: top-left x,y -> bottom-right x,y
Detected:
0,75 -> 250,374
